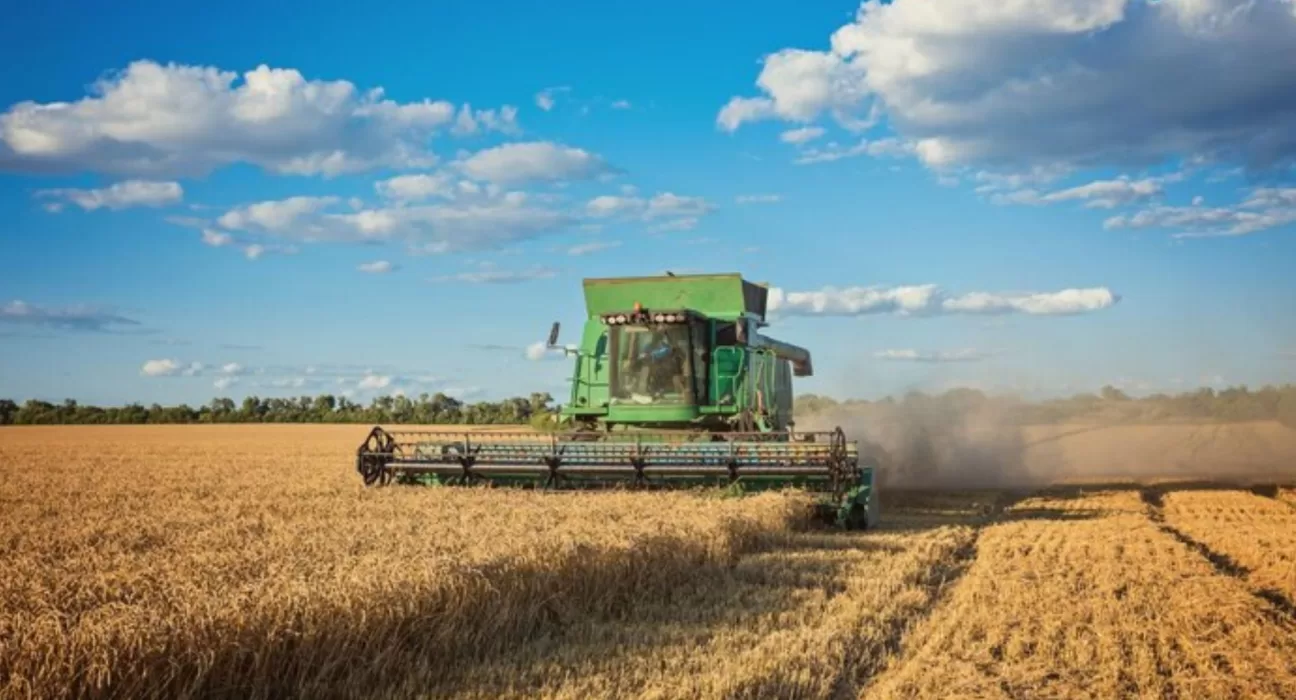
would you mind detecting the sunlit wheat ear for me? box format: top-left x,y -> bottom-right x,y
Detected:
0,425 -> 806,699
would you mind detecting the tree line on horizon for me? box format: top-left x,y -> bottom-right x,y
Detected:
3,384 -> 1296,427
0,393 -> 560,427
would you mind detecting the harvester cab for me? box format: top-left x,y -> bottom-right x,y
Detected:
356,273 -> 878,530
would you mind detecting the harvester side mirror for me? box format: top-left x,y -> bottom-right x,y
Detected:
547,322 -> 561,348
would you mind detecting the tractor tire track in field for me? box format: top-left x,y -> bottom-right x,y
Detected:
1141,488 -> 1296,623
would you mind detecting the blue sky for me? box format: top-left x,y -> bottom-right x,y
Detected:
1,0 -> 1295,406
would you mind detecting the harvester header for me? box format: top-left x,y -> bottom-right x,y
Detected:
356,272 -> 878,529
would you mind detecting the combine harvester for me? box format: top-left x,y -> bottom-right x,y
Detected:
356,273 -> 878,529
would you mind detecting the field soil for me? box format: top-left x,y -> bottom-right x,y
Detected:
2,423 -> 1294,699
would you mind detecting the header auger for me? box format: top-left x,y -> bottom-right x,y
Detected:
356,272 -> 879,529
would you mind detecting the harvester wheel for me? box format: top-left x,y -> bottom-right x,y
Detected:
843,489 -> 880,531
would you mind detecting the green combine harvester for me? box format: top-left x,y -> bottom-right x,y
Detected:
356,273 -> 878,529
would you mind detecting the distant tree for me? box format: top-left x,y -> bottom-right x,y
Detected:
0,399 -> 18,425
1100,385 -> 1130,402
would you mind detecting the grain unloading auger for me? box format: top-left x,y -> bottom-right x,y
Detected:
357,273 -> 879,529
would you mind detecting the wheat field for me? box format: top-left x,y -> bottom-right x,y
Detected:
2,425 -> 1295,699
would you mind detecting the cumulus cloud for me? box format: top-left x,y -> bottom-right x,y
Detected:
206,190 -> 575,253
719,0 -> 1296,171
874,348 -> 989,363
1106,186 -> 1296,237
456,141 -> 612,183
0,60 -> 519,176
141,359 -> 203,377
447,104 -> 520,136
213,377 -> 238,391
218,196 -> 339,232
1,300 -> 140,332
374,172 -> 456,202
36,180 -> 182,211
357,260 -> 396,274
141,359 -> 179,377
220,363 -> 245,375
768,284 -> 1119,317
585,195 -> 645,217
430,266 -> 558,284
610,99 -> 632,110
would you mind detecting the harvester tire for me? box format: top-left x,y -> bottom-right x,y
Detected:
843,490 -> 881,531
864,487 -> 880,529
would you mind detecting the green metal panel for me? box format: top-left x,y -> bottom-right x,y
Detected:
605,404 -> 699,424
582,273 -> 768,321
566,319 -> 610,413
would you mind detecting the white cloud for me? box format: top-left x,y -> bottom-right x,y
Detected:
874,348 -> 989,363
200,228 -> 233,247
141,359 -> 201,376
430,266 -> 558,284
610,99 -> 632,110
357,260 -> 396,274
780,127 -> 826,145
209,191 -> 575,252
567,240 -> 621,256
768,284 -> 1119,317
213,377 -> 238,391
141,359 -> 179,376
1,300 -> 139,332
583,191 -> 714,231
1106,186 -> 1296,238
735,194 -> 782,204
716,97 -> 776,132
448,104 -> 520,137
242,243 -> 297,260
793,138 -> 913,165
218,196 -> 338,232
719,0 -> 1296,171
220,363 -> 244,375
457,141 -> 612,183
374,172 -> 455,202
535,86 -> 570,112
645,193 -> 713,219
357,374 -> 392,390
36,180 -> 182,211
996,176 -> 1166,208
0,60 -> 519,176
586,195 -> 644,217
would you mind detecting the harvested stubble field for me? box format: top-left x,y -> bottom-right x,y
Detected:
2,424 -> 1296,700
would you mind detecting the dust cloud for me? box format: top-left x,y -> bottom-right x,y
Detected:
799,398 -> 1296,490
800,397 -> 1040,489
